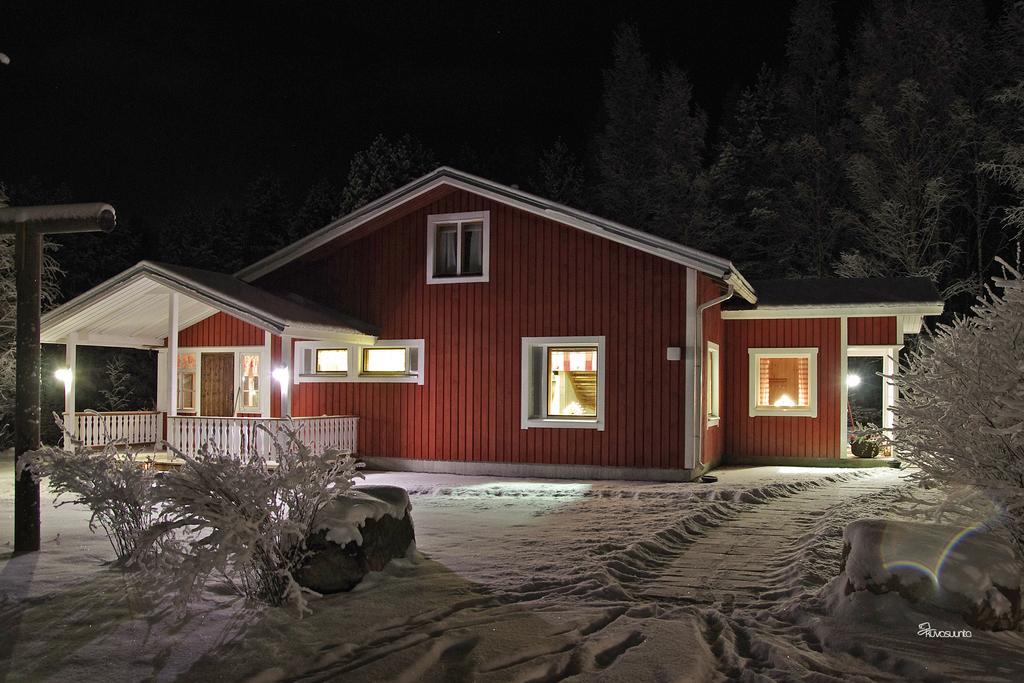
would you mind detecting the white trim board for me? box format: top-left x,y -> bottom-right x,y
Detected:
234,167 -> 756,304
722,304 -> 943,321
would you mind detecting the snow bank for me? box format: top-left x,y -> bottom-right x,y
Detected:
838,519 -> 1023,630
314,485 -> 411,547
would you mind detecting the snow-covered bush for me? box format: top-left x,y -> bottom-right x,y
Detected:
139,423 -> 362,614
18,429 -> 158,563
890,260 -> 1024,556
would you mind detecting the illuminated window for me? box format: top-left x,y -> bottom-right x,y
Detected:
177,352 -> 196,411
547,347 -> 598,418
706,342 -> 720,425
240,353 -> 260,409
315,348 -> 348,373
522,336 -> 605,430
427,212 -> 489,283
362,347 -> 409,375
748,348 -> 818,417
178,371 -> 196,411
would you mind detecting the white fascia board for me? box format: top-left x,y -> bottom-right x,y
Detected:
283,325 -> 377,346
75,333 -> 166,349
721,303 -> 945,320
234,167 -> 758,303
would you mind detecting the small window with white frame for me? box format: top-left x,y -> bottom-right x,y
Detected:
177,352 -> 197,412
294,339 -> 425,385
522,336 -> 605,430
240,353 -> 261,410
706,341 -> 720,426
427,211 -> 490,283
748,347 -> 818,417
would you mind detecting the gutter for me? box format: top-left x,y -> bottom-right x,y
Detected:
693,282 -> 734,473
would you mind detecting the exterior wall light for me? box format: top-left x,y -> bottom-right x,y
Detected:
54,367 -> 73,390
272,367 -> 290,385
847,373 -> 861,388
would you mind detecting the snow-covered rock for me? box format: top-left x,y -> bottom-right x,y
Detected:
840,519 -> 1023,630
296,485 -> 414,593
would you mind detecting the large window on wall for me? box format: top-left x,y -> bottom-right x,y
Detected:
748,347 -> 818,417
240,353 -> 260,410
521,336 -> 605,430
426,211 -> 490,283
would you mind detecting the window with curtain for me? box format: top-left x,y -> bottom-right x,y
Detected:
178,371 -> 195,411
240,353 -> 260,409
521,336 -> 605,430
747,348 -> 817,417
547,347 -> 599,417
706,342 -> 720,423
427,212 -> 489,282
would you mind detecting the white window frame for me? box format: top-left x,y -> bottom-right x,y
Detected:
706,341 -> 720,427
178,345 -> 269,417
748,347 -> 818,418
521,336 -> 606,431
177,369 -> 197,412
294,339 -> 425,385
238,352 -> 262,411
426,211 -> 490,284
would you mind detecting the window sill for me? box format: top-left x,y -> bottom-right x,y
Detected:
521,418 -> 605,431
748,408 -> 818,418
426,274 -> 489,284
707,416 -> 721,428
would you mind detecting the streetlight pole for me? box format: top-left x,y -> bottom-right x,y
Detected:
1,203 -> 115,552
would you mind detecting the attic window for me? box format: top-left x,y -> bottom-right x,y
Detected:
427,211 -> 490,283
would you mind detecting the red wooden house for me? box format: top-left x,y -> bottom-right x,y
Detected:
41,168 -> 943,479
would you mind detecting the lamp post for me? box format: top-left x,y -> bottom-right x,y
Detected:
0,203 -> 116,552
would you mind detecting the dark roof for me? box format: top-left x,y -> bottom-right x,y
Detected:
724,277 -> 943,310
148,261 -> 377,334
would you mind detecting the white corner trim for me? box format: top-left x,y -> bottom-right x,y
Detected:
520,336 -> 606,431
426,211 -> 490,284
747,347 -> 819,418
684,269 -> 697,469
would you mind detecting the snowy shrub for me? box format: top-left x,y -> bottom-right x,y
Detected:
18,428 -> 158,563
850,435 -> 881,459
890,260 -> 1024,556
139,423 -> 362,614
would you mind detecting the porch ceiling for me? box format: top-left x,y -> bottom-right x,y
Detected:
41,260 -> 378,348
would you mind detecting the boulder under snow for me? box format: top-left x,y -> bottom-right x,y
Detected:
296,485 -> 415,593
839,519 -> 1023,631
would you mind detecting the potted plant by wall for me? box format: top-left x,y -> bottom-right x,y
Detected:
850,422 -> 882,458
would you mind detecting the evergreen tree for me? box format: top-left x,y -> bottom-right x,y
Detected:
287,177 -> 342,241
338,134 -> 437,215
530,139 -> 586,207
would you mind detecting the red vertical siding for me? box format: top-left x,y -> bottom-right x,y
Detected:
259,187 -> 692,470
178,311 -> 265,347
723,317 -> 841,459
848,316 -> 897,345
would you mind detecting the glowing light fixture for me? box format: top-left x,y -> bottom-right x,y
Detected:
847,373 -> 862,388
773,394 -> 796,407
54,367 -> 72,386
272,367 -> 290,385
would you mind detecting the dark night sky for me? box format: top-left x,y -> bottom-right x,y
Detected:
3,1 -> 879,236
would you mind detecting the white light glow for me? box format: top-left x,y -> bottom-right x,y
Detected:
773,394 -> 796,407
847,373 -> 862,388
364,348 -> 408,373
272,367 -> 290,385
54,367 -> 72,387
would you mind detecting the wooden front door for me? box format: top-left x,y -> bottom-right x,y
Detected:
200,352 -> 235,417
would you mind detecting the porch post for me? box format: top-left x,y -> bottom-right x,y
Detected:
63,332 -> 77,451
882,348 -> 897,437
261,331 -> 272,418
280,334 -> 293,417
166,292 -> 179,417
839,316 -> 849,458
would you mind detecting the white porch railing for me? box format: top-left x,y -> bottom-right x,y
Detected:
67,411 -> 163,448
165,415 -> 359,459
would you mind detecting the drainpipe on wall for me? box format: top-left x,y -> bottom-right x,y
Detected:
693,283 -> 734,473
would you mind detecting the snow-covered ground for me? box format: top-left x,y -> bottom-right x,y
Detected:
2,453 -> 1023,681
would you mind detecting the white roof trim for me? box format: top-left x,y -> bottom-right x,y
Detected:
42,261 -> 376,346
721,302 -> 945,321
235,167 -> 757,304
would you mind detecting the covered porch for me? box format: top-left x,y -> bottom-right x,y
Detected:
42,261 -> 377,459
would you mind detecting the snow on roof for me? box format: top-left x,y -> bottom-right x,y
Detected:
234,166 -> 758,304
41,260 -> 377,347
724,277 -> 944,312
